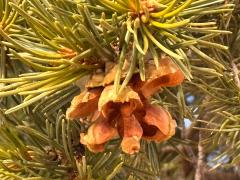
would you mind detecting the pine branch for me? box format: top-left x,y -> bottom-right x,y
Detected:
0,0 -> 240,179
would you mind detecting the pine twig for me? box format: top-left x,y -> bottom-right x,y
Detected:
231,60 -> 240,88
195,132 -> 205,180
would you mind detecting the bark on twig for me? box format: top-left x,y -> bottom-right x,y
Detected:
195,132 -> 204,180
231,60 -> 240,88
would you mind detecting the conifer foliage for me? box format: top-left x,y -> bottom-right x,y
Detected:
0,0 -> 240,179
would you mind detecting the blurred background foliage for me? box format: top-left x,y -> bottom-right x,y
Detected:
0,0 -> 240,179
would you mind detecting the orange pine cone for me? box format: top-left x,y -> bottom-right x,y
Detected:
66,57 -> 184,154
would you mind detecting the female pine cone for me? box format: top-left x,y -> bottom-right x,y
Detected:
66,57 -> 184,154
